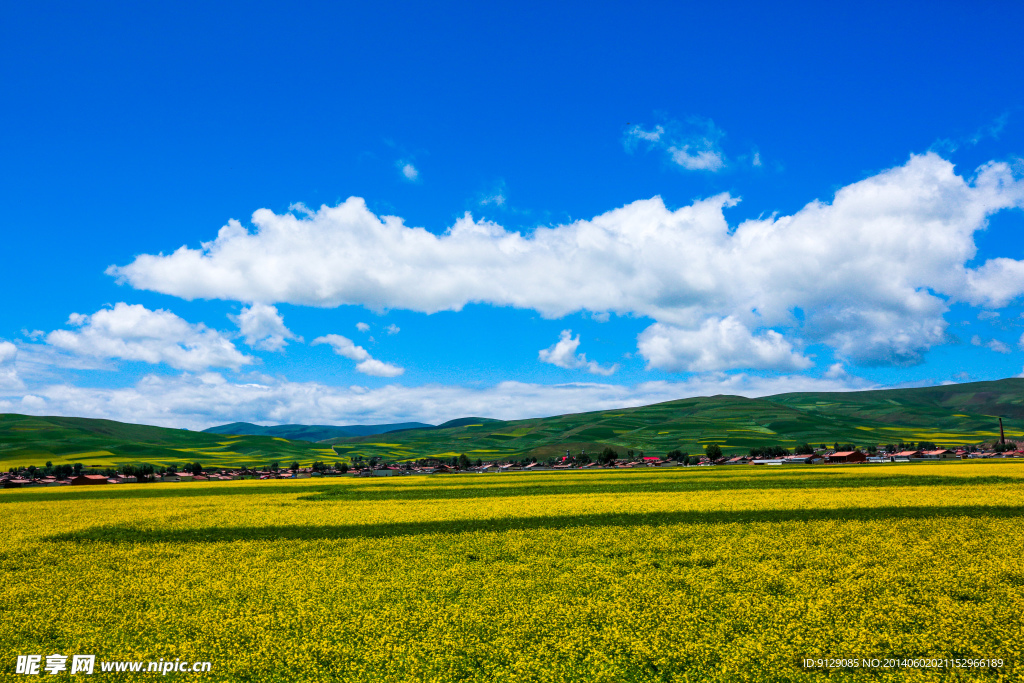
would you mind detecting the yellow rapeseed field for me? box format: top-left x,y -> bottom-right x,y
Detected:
3,463 -> 1023,681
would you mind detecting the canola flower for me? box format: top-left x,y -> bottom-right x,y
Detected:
1,463 -> 1023,681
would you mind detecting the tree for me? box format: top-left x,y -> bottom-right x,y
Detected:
458,454 -> 471,470
339,463 -> 349,474
687,455 -> 702,466
599,447 -> 618,466
705,443 -> 723,459
794,444 -> 814,455
290,462 -> 300,472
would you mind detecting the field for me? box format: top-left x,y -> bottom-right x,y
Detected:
3,463 -> 1023,681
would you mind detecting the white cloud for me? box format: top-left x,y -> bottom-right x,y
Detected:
312,334 -> 370,361
108,153 -> 1024,368
45,303 -> 252,371
230,303 -> 300,351
637,318 -> 813,372
978,311 -> 1000,320
971,335 -> 1012,354
0,341 -> 22,389
0,341 -> 16,365
312,334 -> 404,377
0,371 -> 873,430
538,330 -> 617,375
385,324 -> 400,335
752,151 -> 762,167
356,322 -> 370,332
626,119 -> 726,172
354,358 -> 405,377
399,162 -> 419,181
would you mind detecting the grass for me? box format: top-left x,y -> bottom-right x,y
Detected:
2,462 -> 1022,681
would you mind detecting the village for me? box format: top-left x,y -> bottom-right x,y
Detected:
2,442 -> 1022,488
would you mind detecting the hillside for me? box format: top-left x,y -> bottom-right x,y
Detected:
0,414 -> 336,470
324,378 -> 1024,462
202,421 -> 434,442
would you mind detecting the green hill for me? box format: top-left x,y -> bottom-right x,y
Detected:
324,379 -> 1024,462
0,414 -> 337,470
202,421 -> 434,442
3,379 -> 1022,469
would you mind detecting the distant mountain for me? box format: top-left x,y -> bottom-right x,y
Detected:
202,421 -> 435,442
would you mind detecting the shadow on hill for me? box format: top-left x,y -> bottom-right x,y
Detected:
5,471 -> 1023,505
47,504 -> 1024,545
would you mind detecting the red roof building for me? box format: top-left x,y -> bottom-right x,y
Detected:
69,474 -> 109,486
827,450 -> 866,464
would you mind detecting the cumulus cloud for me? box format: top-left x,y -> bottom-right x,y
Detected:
538,330 -> 617,375
45,303 -> 252,371
0,341 -> 22,389
312,334 -> 404,377
385,324 -> 400,335
0,371 -> 874,430
356,322 -> 370,332
625,118 -> 726,171
637,318 -> 813,372
0,341 -> 16,365
108,153 -> 1024,369
230,303 -> 300,351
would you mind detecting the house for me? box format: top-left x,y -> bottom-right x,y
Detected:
895,450 -> 922,458
827,450 -> 866,464
751,458 -> 785,466
723,456 -> 751,465
3,478 -> 33,489
922,449 -> 955,459
69,474 -> 109,486
784,455 -> 821,464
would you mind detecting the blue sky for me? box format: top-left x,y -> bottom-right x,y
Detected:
2,1 -> 1024,428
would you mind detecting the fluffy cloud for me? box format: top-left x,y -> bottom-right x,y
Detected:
0,371 -> 873,430
312,334 -> 404,377
538,330 -> 617,375
0,341 -> 22,389
0,341 -> 16,365
230,303 -> 300,351
385,324 -> 400,335
637,318 -> 813,372
356,322 -> 370,332
45,303 -> 252,371
108,153 -> 1024,368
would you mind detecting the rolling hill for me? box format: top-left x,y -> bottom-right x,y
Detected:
324,379 -> 1024,462
0,414 -> 337,470
2,378 -> 1022,469
202,421 -> 434,442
